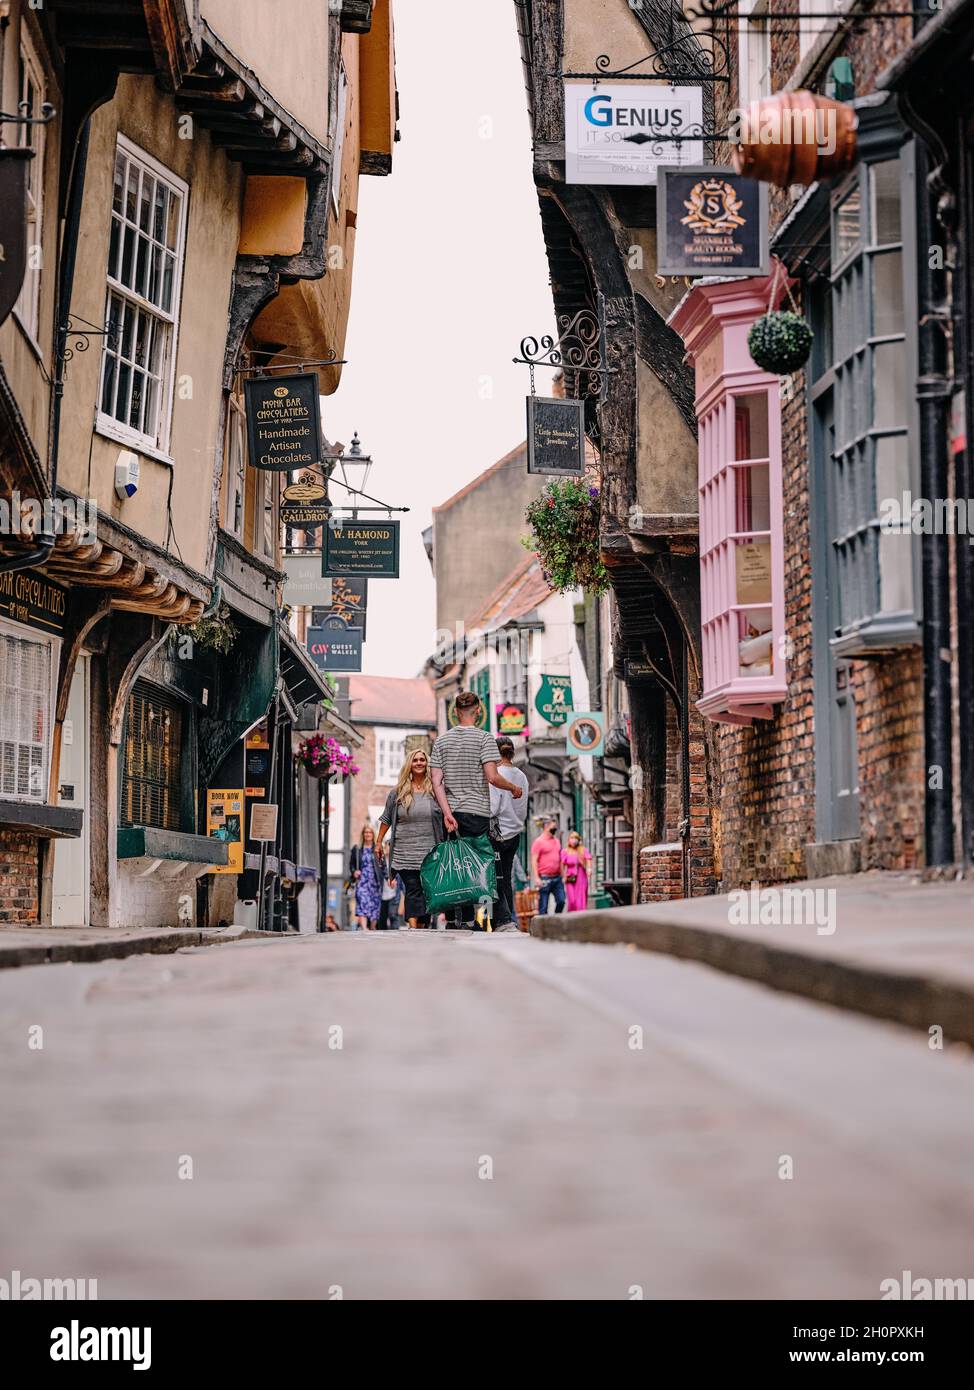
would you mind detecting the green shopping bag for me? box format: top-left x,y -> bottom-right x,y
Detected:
419,834 -> 497,912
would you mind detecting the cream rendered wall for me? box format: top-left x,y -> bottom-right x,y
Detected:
202,0 -> 331,143
58,76 -> 243,577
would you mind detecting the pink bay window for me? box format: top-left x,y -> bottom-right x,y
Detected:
670,272 -> 788,724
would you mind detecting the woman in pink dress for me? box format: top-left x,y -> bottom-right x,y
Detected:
561,832 -> 592,913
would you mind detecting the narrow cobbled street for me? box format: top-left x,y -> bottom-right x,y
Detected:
3,931 -> 972,1301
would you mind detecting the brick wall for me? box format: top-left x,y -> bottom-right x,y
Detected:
638,843 -> 684,902
0,830 -> 40,923
853,650 -> 925,870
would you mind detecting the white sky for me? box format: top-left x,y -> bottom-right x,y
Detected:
325,0 -> 556,677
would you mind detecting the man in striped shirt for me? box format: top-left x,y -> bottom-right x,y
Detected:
430,691 -> 523,924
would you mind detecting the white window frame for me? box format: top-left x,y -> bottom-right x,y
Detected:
799,0 -> 830,59
374,727 -> 411,785
96,135 -> 188,462
738,0 -> 771,109
224,395 -> 247,540
13,28 -> 46,348
0,619 -> 59,805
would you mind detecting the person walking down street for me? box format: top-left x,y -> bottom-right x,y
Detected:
531,819 -> 565,915
429,692 -> 523,925
350,824 -> 381,930
562,831 -> 592,913
376,747 -> 444,928
489,736 -> 529,931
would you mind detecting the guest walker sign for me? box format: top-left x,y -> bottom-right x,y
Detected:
565,83 -> 703,185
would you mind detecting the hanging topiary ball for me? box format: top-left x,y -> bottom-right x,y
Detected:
747,310 -> 813,374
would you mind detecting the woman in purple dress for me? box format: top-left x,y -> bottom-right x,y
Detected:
350,824 -> 381,930
561,831 -> 592,913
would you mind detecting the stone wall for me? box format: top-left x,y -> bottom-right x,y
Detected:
0,830 -> 39,923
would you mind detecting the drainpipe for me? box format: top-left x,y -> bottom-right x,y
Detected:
915,138 -> 955,867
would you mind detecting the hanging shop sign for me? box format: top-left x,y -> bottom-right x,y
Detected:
283,555 -> 332,609
0,568 -> 67,636
244,372 -> 323,472
321,576 -> 368,636
535,673 -> 574,726
0,149 -> 32,325
565,710 -> 605,757
657,166 -> 768,278
307,615 -> 364,672
206,789 -> 244,875
282,476 -> 329,526
526,396 -> 586,476
249,802 -> 279,843
323,519 -> 399,578
624,657 -> 656,682
565,82 -> 703,186
496,702 -> 528,736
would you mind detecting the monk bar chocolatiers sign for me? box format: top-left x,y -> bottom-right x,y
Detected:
526,396 -> 586,476
657,166 -> 768,279
244,373 -> 323,472
323,519 -> 400,578
0,568 -> 67,636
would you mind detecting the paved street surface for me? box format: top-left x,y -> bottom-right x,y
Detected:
2,930 -> 973,1300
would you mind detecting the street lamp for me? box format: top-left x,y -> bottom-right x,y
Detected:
338,432 -> 372,496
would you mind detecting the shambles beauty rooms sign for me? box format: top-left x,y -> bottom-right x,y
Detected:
323,519 -> 400,578
244,372 -> 323,472
565,82 -> 703,186
657,166 -> 768,278
527,397 -> 585,476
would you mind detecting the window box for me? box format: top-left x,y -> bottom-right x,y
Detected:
670,275 -> 788,724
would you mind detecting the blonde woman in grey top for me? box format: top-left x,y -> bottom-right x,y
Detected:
376,748 -> 445,928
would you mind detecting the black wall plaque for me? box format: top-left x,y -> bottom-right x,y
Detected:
526,396 -> 586,476
657,166 -> 768,279
0,568 -> 67,636
323,520 -> 400,578
244,372 -> 323,472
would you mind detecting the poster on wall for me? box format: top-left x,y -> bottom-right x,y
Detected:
526,396 -> 586,476
207,789 -> 244,875
657,166 -> 769,278
565,82 -> 703,186
244,372 -> 323,471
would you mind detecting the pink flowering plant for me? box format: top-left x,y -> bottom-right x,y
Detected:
296,734 -> 359,779
523,477 -> 609,594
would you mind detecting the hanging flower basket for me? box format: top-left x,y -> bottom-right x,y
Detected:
522,477 -> 609,595
296,734 -> 359,780
747,310 -> 813,375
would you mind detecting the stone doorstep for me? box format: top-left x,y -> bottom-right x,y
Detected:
530,875 -> 974,1047
0,923 -> 253,971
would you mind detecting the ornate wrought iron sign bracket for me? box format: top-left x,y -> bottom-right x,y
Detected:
514,297 -> 618,401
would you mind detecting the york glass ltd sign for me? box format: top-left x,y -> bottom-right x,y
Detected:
657,166 -> 768,278
565,83 -> 703,186
244,372 -> 323,472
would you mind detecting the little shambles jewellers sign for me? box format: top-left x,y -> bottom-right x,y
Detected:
323,519 -> 400,578
244,373 -> 323,472
527,397 -> 585,476
657,166 -> 768,278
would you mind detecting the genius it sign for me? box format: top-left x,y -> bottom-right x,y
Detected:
565,83 -> 703,186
